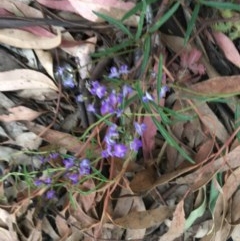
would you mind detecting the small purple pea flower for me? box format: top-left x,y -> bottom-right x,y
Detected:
76,94 -> 84,102
122,84 -> 133,97
109,67 -> 120,78
62,77 -> 76,89
79,159 -> 91,175
134,122 -> 147,136
67,173 -> 79,184
46,190 -> 56,199
130,138 -> 142,152
119,65 -> 129,75
63,157 -> 75,169
159,86 -> 170,98
87,103 -> 96,113
89,81 -> 106,99
34,179 -> 43,186
112,143 -> 128,158
49,153 -> 59,159
142,92 -> 154,102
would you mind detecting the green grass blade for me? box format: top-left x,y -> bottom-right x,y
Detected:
135,0 -> 147,40
157,53 -> 163,104
91,40 -> 133,58
149,1 -> 180,33
235,102 -> 240,142
93,11 -> 133,39
184,3 -> 200,45
121,0 -> 158,22
152,117 -> 195,163
141,35 -> 151,74
199,1 -> 240,11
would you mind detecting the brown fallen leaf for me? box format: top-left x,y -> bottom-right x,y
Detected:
0,227 -> 18,241
0,69 -> 58,91
68,0 -> 138,26
0,28 -> 61,49
190,75 -> 240,96
130,165 -> 158,193
177,145 -> 240,190
25,121 -> 99,155
213,167 -> 240,241
0,106 -> 44,122
159,200 -> 185,241
213,31 -> 240,68
114,206 -> 173,229
34,49 -> 54,78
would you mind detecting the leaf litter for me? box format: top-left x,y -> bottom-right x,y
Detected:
0,1 -> 239,241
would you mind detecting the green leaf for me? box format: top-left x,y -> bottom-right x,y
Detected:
121,0 -> 158,22
141,35 -> 151,74
209,173 -> 222,213
199,1 -> 240,11
185,187 -> 207,230
235,102 -> 240,142
157,54 -> 163,104
152,117 -> 195,163
91,40 -> 133,58
135,0 -> 147,40
149,1 -> 180,33
184,3 -> 200,44
93,11 -> 133,39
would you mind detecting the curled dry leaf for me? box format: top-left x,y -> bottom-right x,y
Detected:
0,28 -> 61,50
68,0 -> 138,26
213,167 -> 240,241
159,200 -> 185,241
0,69 -> 58,91
0,106 -> 44,122
34,49 -> 54,78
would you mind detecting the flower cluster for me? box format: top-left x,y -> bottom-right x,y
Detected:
108,65 -> 129,78
35,154 -> 91,199
101,121 -> 147,159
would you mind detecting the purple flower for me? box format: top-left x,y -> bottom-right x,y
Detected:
39,156 -> 47,164
44,177 -> 52,185
119,65 -> 129,75
89,81 -> 106,99
79,159 -> 91,175
109,67 -> 120,78
76,94 -> 84,102
108,90 -> 122,106
159,85 -> 170,98
63,157 -> 75,169
62,77 -> 75,89
87,103 -> 96,113
142,92 -> 154,102
115,109 -> 123,117
34,179 -> 43,186
67,173 -> 79,184
102,145 -> 112,158
46,190 -> 56,199
113,143 -> 128,158
134,122 -> 147,136
49,153 -> 59,159
56,66 -> 64,76
122,84 -> 133,97
104,124 -> 119,146
101,99 -> 114,115
130,138 -> 142,152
